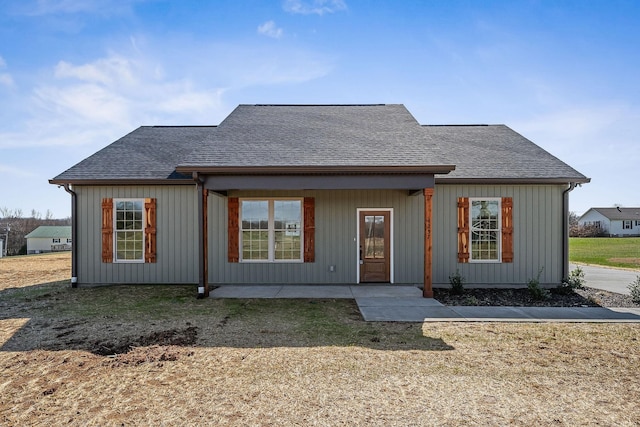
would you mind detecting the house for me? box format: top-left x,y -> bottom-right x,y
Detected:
50,104 -> 589,297
25,225 -> 72,254
579,207 -> 640,237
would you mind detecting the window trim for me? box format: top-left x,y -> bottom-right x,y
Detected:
239,197 -> 304,263
623,220 -> 632,230
469,197 -> 502,263
113,198 -> 146,264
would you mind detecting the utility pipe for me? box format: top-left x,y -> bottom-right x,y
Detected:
562,182 -> 578,280
61,184 -> 78,287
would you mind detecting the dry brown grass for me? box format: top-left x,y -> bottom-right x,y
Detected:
1,253 -> 639,426
0,252 -> 71,291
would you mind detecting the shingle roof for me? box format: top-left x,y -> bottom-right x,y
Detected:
25,226 -> 71,239
178,104 -> 452,169
423,124 -> 589,182
50,126 -> 216,183
584,207 -> 640,221
50,104 -> 589,184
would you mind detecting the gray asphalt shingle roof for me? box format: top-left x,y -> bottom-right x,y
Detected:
584,207 -> 640,221
50,104 -> 589,184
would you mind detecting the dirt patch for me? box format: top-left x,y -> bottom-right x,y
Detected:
609,257 -> 640,266
91,326 -> 198,356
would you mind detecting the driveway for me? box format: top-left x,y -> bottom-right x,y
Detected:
570,263 -> 639,296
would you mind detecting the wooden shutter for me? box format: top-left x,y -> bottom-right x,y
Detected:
102,198 -> 113,263
228,197 -> 239,263
501,197 -> 513,263
144,198 -> 157,263
457,197 -> 469,263
303,197 -> 315,262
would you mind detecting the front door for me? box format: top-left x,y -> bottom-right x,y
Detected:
359,211 -> 391,282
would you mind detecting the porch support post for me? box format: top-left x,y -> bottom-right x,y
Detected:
195,174 -> 209,298
423,188 -> 434,298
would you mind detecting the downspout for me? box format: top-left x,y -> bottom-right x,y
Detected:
562,183 -> 578,280
61,184 -> 78,287
193,172 -> 208,298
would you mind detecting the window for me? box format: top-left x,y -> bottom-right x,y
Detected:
67,238 -> 72,243
240,199 -> 302,262
52,238 -> 61,243
636,221 -> 640,227
114,199 -> 145,262
623,220 -> 632,230
469,198 -> 501,262
101,198 -> 156,264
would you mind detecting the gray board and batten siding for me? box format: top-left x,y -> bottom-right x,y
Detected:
74,185 -> 199,285
73,184 -> 565,287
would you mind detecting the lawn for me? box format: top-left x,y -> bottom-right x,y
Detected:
570,237 -> 640,269
1,253 -> 639,425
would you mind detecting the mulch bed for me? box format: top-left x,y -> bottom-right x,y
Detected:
434,286 -> 640,308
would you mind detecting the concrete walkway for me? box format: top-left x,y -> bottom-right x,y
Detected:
210,285 -> 640,323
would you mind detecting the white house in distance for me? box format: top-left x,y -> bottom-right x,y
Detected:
579,207 -> 640,237
25,226 -> 72,254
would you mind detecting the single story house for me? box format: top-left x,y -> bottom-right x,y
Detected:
50,104 -> 589,297
579,207 -> 640,237
25,225 -> 72,254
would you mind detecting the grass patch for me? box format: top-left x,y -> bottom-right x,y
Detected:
570,237 -> 640,269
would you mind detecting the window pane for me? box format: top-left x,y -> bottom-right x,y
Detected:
241,201 -> 268,230
364,215 -> 385,259
274,201 -> 302,261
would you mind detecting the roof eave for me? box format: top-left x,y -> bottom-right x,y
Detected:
175,165 -> 456,175
49,178 -> 195,186
435,177 -> 591,185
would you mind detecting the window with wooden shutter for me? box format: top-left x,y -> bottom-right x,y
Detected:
303,197 -> 315,262
144,198 -> 157,263
102,198 -> 113,263
457,197 -> 469,263
459,196 -> 514,263
228,197 -> 240,262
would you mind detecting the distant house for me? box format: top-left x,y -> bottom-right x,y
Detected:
579,207 -> 640,237
50,104 -> 589,296
25,226 -> 72,254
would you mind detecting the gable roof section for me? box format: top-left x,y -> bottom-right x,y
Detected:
25,226 -> 71,239
50,126 -> 216,184
176,104 -> 454,174
581,207 -> 640,221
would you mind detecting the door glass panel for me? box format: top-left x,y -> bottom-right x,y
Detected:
364,215 -> 385,259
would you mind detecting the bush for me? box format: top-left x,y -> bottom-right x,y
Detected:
629,276 -> 640,304
557,267 -> 586,295
527,268 -> 550,301
449,270 -> 465,295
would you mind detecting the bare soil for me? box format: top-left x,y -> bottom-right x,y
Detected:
1,253 -> 639,426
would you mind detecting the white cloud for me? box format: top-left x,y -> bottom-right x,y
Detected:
283,0 -> 347,15
0,56 -> 15,88
258,21 -> 283,39
55,56 -> 136,85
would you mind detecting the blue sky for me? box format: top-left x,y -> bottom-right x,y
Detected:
1,0 -> 638,218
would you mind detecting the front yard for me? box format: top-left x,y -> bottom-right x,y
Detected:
1,253 -> 639,425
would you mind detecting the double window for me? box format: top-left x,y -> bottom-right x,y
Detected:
240,199 -> 302,262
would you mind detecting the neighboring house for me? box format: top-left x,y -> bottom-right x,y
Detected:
578,207 -> 640,237
25,226 -> 72,254
50,104 -> 589,297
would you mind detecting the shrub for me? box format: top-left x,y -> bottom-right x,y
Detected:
557,266 -> 586,295
527,267 -> 550,301
629,276 -> 640,304
449,270 -> 465,295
